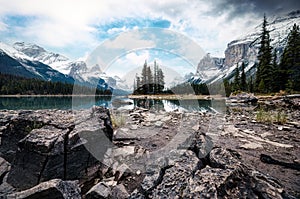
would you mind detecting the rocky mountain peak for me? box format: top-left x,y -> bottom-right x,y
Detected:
13,41 -> 69,65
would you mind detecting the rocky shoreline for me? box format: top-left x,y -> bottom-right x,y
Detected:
0,96 -> 299,198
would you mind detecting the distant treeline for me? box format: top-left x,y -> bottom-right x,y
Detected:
0,73 -> 112,95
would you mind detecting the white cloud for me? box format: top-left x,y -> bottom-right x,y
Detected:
103,31 -> 156,50
0,0 -> 263,58
105,51 -> 149,77
125,51 -> 150,66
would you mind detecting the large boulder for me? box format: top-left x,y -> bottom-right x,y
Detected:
6,107 -> 113,190
86,182 -> 111,199
7,125 -> 68,189
7,179 -> 81,199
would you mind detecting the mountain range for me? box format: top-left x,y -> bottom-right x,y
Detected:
0,10 -> 299,94
0,41 -> 113,92
191,10 -> 300,85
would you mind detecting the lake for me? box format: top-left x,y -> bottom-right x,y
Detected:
0,96 -> 226,112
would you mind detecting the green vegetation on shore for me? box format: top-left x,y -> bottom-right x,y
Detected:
256,109 -> 287,124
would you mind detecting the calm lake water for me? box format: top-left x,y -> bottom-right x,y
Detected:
0,96 -> 226,112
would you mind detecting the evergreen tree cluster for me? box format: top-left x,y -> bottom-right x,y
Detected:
228,17 -> 299,95
255,16 -> 300,93
0,73 -> 112,95
133,60 -> 165,94
230,62 -> 253,94
170,83 -> 209,95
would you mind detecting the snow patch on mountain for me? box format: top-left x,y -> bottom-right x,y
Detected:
0,41 -> 31,60
13,42 -> 69,65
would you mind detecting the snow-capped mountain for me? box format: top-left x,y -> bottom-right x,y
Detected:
0,41 -> 114,91
13,42 -> 73,75
194,53 -> 224,81
13,42 -> 69,65
0,44 -> 74,83
191,10 -> 300,84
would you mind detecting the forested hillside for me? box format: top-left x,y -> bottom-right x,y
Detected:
0,73 -> 112,95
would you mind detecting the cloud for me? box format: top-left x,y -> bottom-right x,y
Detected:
0,0 -> 298,59
0,21 -> 7,31
207,0 -> 300,19
103,31 -> 156,50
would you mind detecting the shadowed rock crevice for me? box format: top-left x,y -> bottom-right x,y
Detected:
260,154 -> 300,171
141,164 -> 174,198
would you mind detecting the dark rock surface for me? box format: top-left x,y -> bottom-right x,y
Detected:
130,148 -> 292,199
86,182 -> 111,199
7,179 -> 81,199
0,107 -> 113,197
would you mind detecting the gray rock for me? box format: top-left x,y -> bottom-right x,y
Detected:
0,157 -> 15,197
209,147 -> 241,169
7,179 -> 81,199
132,148 -> 292,199
129,189 -> 146,199
0,157 -> 10,178
111,184 -> 129,199
7,125 -> 67,189
6,107 -> 113,190
150,151 -> 200,198
86,182 -> 111,199
228,93 -> 258,103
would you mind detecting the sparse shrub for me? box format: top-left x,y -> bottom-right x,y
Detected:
275,111 -> 287,124
256,109 -> 287,124
110,112 -> 126,128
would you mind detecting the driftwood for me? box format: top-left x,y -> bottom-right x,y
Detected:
260,154 -> 300,171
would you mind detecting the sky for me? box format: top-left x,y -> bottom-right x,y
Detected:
0,0 -> 299,77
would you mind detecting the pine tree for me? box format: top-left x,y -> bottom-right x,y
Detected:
258,79 -> 265,93
223,79 -> 231,97
255,15 -> 273,93
147,66 -> 153,93
279,23 -> 300,91
240,62 -> 247,91
153,60 -> 158,94
157,68 -> 165,93
248,76 -> 254,93
233,64 -> 240,92
141,60 -> 148,91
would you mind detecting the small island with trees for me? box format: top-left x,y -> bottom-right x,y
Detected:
133,60 -> 165,95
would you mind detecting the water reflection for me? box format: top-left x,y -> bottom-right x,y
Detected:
0,96 -> 225,112
133,98 -> 225,112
